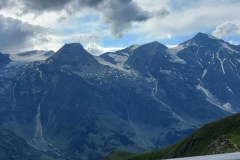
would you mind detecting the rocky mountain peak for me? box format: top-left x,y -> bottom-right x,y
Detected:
48,43 -> 99,66
142,41 -> 168,50
179,32 -> 224,49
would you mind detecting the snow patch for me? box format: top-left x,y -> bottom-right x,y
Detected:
197,60 -> 203,68
166,45 -> 186,64
196,84 -> 233,112
160,68 -> 172,75
202,69 -> 208,79
230,60 -> 236,67
220,43 -> 239,53
94,56 -> 131,73
129,44 -> 140,51
208,34 -> 219,40
226,86 -> 233,93
223,102 -> 232,111
229,60 -> 240,78
216,47 -> 226,74
108,53 -> 128,65
36,68 -> 43,80
195,46 -> 199,56
10,50 -> 51,63
190,38 -> 198,47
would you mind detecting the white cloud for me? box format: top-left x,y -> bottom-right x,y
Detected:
0,0 -> 240,52
85,42 -> 123,55
167,33 -> 172,39
212,22 -> 240,38
131,0 -> 240,41
229,40 -> 240,45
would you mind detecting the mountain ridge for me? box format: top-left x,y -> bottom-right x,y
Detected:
0,32 -> 239,159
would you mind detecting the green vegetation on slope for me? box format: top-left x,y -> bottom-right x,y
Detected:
103,113 -> 240,160
102,150 -> 133,160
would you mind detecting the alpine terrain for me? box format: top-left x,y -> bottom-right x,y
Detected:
0,32 -> 240,159
102,112 -> 240,160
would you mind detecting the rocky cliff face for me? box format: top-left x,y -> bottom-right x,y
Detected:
0,52 -> 10,68
0,33 -> 239,159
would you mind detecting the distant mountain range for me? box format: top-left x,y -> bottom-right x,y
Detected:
102,112 -> 240,160
0,32 -> 239,159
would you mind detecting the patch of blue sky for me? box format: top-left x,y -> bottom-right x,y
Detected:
158,34 -> 195,46
223,35 -> 240,45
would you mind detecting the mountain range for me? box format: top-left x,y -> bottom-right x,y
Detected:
0,32 -> 239,159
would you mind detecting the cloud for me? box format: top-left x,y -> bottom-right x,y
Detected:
98,0 -> 169,38
212,22 -> 240,38
154,8 -> 170,18
0,0 -> 169,39
80,0 -> 104,7
130,0 -> 240,42
0,14 -> 53,53
85,42 -> 122,55
167,33 -> 172,39
229,40 -> 240,45
72,33 -> 102,45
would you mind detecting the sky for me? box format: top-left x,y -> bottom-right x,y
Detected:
0,0 -> 239,54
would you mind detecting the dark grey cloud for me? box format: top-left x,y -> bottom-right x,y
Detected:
23,0 -> 72,11
23,0 -> 104,11
2,0 -> 102,14
154,8 -> 170,18
0,0 -> 170,38
80,0 -> 104,7
98,0 -> 150,38
0,15 -> 53,53
97,0 -> 170,38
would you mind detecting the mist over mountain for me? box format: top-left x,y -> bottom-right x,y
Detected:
0,33 -> 240,159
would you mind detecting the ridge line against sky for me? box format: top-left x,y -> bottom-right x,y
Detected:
0,0 -> 239,54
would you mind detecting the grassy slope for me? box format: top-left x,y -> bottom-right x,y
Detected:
102,150 -> 134,160
103,113 -> 240,160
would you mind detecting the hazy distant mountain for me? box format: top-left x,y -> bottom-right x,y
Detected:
0,33 -> 240,159
17,50 -> 55,57
9,50 -> 55,65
